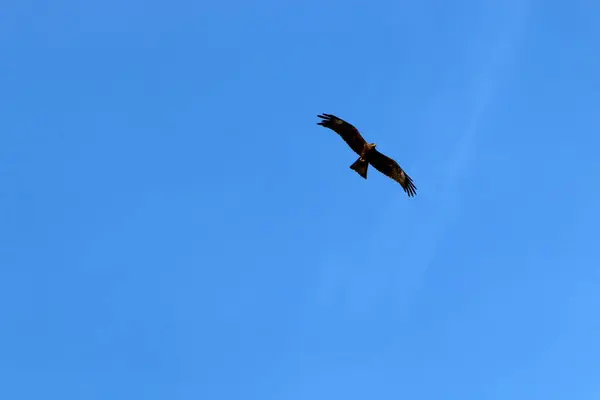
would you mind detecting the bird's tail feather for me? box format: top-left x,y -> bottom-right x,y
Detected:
350,158 -> 369,179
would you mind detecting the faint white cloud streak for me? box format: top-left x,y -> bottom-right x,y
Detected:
381,0 -> 532,315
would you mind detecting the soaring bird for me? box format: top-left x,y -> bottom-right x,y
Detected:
317,113 -> 417,197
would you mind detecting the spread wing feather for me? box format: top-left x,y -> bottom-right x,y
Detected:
368,148 -> 417,197
317,113 -> 367,155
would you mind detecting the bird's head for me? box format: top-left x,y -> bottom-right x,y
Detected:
369,143 -> 377,149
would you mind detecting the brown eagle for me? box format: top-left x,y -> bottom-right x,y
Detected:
317,113 -> 417,197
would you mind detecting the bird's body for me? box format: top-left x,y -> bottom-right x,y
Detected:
317,113 -> 417,197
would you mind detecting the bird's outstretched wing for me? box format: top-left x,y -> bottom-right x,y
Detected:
317,113 -> 368,156
368,148 -> 417,197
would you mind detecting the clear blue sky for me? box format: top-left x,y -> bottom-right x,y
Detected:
2,0 -> 599,398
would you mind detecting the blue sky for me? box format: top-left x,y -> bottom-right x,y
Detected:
2,0 -> 600,398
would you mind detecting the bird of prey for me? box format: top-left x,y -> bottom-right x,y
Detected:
317,113 -> 417,197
